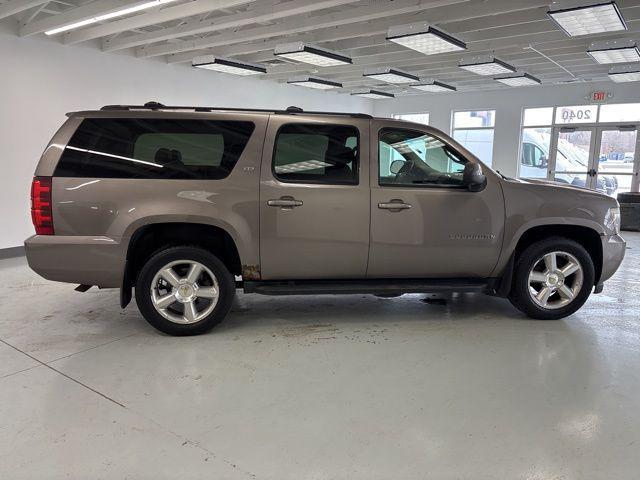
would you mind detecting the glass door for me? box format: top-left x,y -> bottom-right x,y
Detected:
594,127 -> 638,197
548,127 -> 597,190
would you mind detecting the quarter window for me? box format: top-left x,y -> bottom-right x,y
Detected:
273,124 -> 359,184
55,118 -> 255,179
379,128 -> 468,187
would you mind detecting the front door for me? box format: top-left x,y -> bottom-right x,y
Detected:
548,127 -> 597,190
259,116 -> 370,280
548,125 -> 640,196
367,120 -> 505,278
593,126 -> 639,197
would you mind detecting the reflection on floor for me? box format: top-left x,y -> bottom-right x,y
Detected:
1,233 -> 639,479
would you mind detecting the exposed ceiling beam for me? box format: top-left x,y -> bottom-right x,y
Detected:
0,0 -> 49,20
64,0 -> 255,45
238,6 -> 552,63
262,17 -> 640,80
137,0 -> 470,58
164,0 -> 551,64
19,0 -> 149,36
102,0 -> 356,51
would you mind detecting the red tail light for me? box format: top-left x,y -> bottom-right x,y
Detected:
31,176 -> 54,235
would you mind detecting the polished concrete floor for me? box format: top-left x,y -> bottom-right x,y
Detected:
1,233 -> 639,479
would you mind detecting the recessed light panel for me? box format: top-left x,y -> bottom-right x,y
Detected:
387,23 -> 466,55
548,1 -> 627,36
588,40 -> 640,64
287,76 -> 342,90
411,80 -> 457,92
274,42 -> 352,66
495,72 -> 542,87
459,55 -> 517,76
193,56 -> 266,76
351,89 -> 395,99
363,67 -> 419,84
609,64 -> 640,82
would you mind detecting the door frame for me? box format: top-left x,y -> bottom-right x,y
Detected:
548,123 -> 640,193
548,125 -> 598,189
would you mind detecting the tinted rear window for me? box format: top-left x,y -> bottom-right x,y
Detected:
54,118 -> 255,179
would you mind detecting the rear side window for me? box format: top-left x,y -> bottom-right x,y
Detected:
272,124 -> 359,185
55,118 -> 255,179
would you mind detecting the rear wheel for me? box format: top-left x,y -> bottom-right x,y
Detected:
509,237 -> 595,320
135,246 -> 235,335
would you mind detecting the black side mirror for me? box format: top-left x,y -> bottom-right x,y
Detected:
390,160 -> 405,175
539,155 -> 548,167
463,163 -> 487,192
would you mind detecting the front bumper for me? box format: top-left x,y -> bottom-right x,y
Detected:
24,235 -> 126,288
599,233 -> 626,284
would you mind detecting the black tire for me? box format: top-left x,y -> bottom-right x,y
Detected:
508,237 -> 595,320
135,246 -> 235,336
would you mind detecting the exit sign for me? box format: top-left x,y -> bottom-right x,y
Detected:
590,91 -> 610,102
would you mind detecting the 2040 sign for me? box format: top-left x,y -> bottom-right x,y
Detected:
560,108 -> 593,122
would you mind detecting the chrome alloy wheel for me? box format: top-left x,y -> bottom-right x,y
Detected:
150,260 -> 219,324
528,251 -> 584,310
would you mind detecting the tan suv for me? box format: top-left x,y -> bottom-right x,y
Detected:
25,102 -> 626,335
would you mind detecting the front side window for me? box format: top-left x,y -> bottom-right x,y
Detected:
379,128 -> 468,187
55,118 -> 255,179
273,124 -> 359,184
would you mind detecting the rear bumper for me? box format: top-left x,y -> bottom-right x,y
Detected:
24,235 -> 125,288
600,233 -> 626,284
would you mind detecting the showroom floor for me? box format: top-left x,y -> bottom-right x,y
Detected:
1,234 -> 639,479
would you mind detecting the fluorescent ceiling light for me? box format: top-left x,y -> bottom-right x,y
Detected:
274,42 -> 352,66
608,64 -> 640,82
548,1 -> 627,36
287,75 -> 342,90
411,80 -> 456,92
495,72 -> 542,87
363,67 -> 419,84
459,55 -> 516,76
351,89 -> 395,99
192,55 -> 266,76
45,0 -> 177,35
588,40 -> 640,64
387,23 -> 466,55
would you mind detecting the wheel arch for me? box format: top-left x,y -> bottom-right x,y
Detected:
120,221 -> 247,307
494,223 -> 603,297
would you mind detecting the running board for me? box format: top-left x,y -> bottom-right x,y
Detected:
243,278 -> 495,296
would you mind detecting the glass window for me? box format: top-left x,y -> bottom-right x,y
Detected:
599,103 -> 640,123
554,105 -> 598,124
392,113 -> 430,125
523,107 -> 554,126
379,128 -> 468,187
520,128 -> 551,179
452,110 -> 496,166
273,124 -> 359,185
453,110 -> 495,128
55,118 -> 255,179
452,128 -> 495,166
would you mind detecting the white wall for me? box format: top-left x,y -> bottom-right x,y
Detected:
0,28 -> 371,249
373,82 -> 640,177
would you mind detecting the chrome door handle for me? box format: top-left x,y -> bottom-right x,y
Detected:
267,196 -> 303,208
378,200 -> 412,211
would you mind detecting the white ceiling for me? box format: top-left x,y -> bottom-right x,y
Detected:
2,0 -> 640,96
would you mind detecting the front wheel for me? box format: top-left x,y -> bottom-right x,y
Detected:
135,246 -> 235,335
509,237 -> 595,320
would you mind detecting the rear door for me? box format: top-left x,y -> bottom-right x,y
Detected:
259,115 -> 370,280
367,119 -> 505,278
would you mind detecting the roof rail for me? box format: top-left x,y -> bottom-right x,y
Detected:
99,101 -> 372,119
